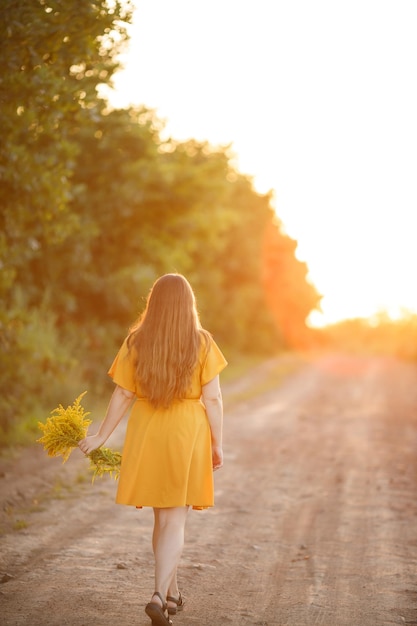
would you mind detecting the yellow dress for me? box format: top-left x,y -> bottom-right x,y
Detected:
108,334 -> 227,510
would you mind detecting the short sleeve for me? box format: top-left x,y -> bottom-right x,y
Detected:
108,337 -> 136,393
201,336 -> 228,386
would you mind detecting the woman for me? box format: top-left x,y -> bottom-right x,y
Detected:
78,274 -> 227,626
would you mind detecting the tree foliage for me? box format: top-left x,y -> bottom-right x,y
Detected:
0,0 -> 133,300
0,0 -> 133,439
0,0 -> 321,443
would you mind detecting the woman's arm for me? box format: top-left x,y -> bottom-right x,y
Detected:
78,384 -> 134,455
201,375 -> 224,470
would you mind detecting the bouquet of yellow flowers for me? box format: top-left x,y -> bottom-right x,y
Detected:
37,392 -> 121,480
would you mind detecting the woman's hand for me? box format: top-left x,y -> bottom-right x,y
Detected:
77,385 -> 133,457
212,445 -> 223,471
78,434 -> 106,456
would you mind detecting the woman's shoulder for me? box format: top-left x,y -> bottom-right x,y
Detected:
198,328 -> 212,340
115,333 -> 137,361
198,328 -> 213,350
198,329 -> 226,359
197,330 -> 227,381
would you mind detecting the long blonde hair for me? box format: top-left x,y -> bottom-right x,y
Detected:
127,274 -> 209,408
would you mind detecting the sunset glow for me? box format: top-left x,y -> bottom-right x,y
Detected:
107,0 -> 417,326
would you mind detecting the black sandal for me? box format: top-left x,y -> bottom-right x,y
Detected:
145,592 -> 172,625
167,592 -> 184,615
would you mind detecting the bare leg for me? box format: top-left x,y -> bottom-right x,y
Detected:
150,506 -> 189,609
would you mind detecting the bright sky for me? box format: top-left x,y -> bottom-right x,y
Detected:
108,0 -> 417,326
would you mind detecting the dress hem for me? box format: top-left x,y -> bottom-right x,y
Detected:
115,502 -> 213,511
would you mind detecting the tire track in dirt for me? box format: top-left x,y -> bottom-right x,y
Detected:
241,356 -> 417,626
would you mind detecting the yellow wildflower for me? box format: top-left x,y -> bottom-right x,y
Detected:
37,391 -> 121,480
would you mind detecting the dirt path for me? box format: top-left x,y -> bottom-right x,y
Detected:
1,353 -> 417,626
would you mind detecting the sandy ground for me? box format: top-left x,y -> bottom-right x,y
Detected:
1,352 -> 417,626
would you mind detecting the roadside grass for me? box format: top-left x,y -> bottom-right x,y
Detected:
0,473 -> 91,536
12,519 -> 28,531
51,476 -> 75,499
223,352 -> 307,408
220,353 -> 267,384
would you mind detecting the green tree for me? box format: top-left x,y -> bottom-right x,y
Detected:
0,0 -> 133,439
61,132 -> 235,328
0,0 -> 132,301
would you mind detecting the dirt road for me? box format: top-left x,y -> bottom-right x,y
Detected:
1,353 -> 417,625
